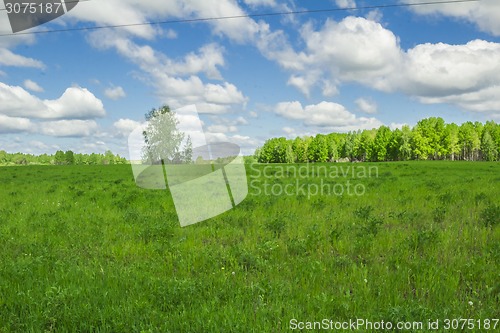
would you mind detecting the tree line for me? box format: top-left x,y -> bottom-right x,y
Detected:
0,150 -> 128,166
256,118 -> 500,163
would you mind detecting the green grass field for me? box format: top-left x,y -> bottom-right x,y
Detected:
0,162 -> 499,332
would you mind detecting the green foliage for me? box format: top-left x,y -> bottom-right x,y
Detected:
257,137 -> 290,163
481,130 -> 497,162
459,121 -> 481,161
255,117 -> 500,163
0,151 -> 128,166
353,130 -> 373,161
308,134 -> 329,162
372,125 -> 392,161
54,150 -> 66,165
65,150 -> 75,165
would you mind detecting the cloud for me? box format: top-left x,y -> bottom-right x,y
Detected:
262,16 -> 401,96
0,83 -> 46,115
0,83 -> 105,119
355,98 -> 377,114
243,0 -> 277,7
0,83 -> 104,137
43,87 -> 106,119
204,82 -> 247,105
180,0 -> 262,43
165,29 -> 178,39
265,15 -> 500,114
395,39 -> 500,114
401,0 -> 500,37
64,0 -> 161,39
104,86 -> 126,100
0,114 -> 34,133
88,29 -> 247,114
207,124 -> 238,133
205,114 -> 249,135
66,0 -> 264,43
28,140 -> 50,150
335,0 -> 356,9
389,122 -> 408,130
419,85 -> 500,113
287,74 -> 321,97
38,120 -> 99,137
30,0 -> 500,123
275,101 -> 383,131
235,116 -> 249,125
302,17 -> 402,91
23,79 -> 44,92
113,118 -> 142,137
0,10 -> 43,69
401,40 -> 500,97
169,43 -> 225,80
282,126 -> 296,138
0,48 -> 45,68
203,132 -> 259,155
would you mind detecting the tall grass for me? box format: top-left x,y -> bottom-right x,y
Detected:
0,162 -> 498,332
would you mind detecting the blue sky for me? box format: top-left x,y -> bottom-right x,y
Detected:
1,0 -> 500,157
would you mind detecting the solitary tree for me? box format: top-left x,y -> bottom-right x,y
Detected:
142,105 -> 192,164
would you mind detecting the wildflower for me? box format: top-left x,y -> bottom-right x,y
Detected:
232,271 -> 235,276
364,279 -> 368,283
468,301 -> 473,306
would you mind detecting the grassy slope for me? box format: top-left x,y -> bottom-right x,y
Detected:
0,162 -> 499,332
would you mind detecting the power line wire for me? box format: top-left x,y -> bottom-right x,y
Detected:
0,0 -> 480,37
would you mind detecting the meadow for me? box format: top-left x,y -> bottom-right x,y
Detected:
0,162 -> 499,332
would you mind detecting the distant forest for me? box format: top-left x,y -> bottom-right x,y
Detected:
0,150 -> 128,166
256,118 -> 500,163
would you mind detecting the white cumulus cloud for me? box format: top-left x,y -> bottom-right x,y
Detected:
23,79 -> 44,92
87,30 -> 247,114
38,120 -> 99,137
401,0 -> 500,37
335,0 -> 356,9
0,114 -> 34,133
0,48 -> 44,68
0,83 -> 105,119
266,15 -> 500,115
275,101 -> 383,131
113,118 -> 142,137
104,86 -> 126,100
355,98 -> 378,114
